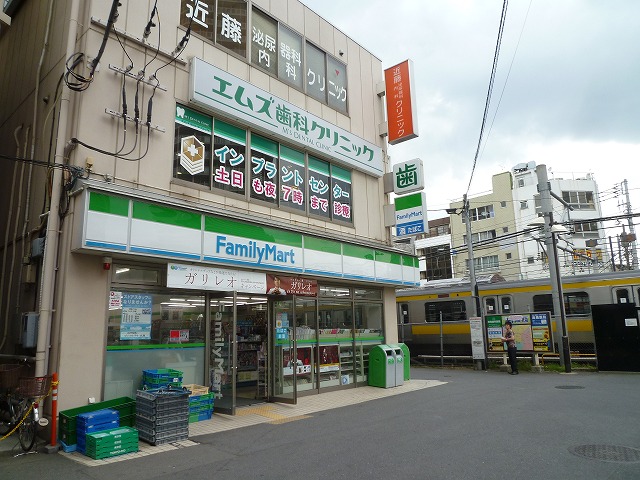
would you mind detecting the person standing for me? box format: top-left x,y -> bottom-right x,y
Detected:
501,320 -> 519,374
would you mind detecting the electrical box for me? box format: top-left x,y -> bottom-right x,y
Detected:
21,312 -> 38,348
31,237 -> 45,258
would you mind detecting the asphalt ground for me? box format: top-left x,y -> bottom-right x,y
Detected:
1,367 -> 639,480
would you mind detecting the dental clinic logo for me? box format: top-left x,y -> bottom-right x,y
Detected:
180,135 -> 205,175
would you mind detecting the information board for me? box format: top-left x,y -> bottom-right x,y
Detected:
485,312 -> 553,353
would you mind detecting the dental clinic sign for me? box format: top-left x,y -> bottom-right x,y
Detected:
189,57 -> 383,177
395,192 -> 427,237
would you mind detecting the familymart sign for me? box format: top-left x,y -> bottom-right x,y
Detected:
189,57 -> 383,177
74,190 -> 420,286
395,192 -> 427,237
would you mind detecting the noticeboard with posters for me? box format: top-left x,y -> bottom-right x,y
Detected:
485,312 -> 553,353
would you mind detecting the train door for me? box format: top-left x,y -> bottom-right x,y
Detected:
483,295 -> 513,315
484,296 -> 498,316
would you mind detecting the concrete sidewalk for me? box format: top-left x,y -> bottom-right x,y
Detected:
1,378 -> 445,466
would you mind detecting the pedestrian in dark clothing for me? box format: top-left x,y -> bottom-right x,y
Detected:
502,320 -> 518,374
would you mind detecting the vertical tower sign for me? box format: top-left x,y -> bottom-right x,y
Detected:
384,59 -> 419,145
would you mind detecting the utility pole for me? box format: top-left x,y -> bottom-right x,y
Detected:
462,194 -> 484,370
536,165 -> 571,372
621,179 -> 638,269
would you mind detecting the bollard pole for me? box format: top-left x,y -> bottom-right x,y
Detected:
50,372 -> 58,447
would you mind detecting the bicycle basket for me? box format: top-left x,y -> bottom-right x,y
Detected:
16,375 -> 52,398
0,364 -> 25,390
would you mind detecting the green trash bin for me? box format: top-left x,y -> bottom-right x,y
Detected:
368,344 -> 396,388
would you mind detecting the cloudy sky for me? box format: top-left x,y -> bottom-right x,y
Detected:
300,0 -> 640,233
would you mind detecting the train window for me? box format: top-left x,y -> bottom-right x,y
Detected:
565,293 -> 590,315
501,296 -> 512,312
425,301 -> 467,322
485,298 -> 496,313
400,303 -> 409,323
533,292 -> 590,315
615,289 -> 630,304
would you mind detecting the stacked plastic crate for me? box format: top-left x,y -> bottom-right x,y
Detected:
83,427 -> 139,460
141,368 -> 183,390
76,408 -> 119,454
58,397 -> 136,451
136,388 -> 189,445
184,384 -> 214,422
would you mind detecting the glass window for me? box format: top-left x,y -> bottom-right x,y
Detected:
112,265 -> 161,285
425,300 -> 466,322
305,42 -> 326,103
616,289 -> 630,304
251,7 -> 278,75
181,0 -> 215,42
217,0 -> 247,57
308,156 -> 331,219
319,285 -> 351,298
279,145 -> 306,212
107,292 -> 205,347
533,292 -> 590,315
354,288 -> 382,300
327,55 -> 347,113
562,190 -> 595,210
331,165 -> 352,222
501,296 -> 512,312
212,119 -> 246,195
278,24 -> 303,89
485,298 -> 496,313
250,134 -> 278,204
173,104 -> 213,187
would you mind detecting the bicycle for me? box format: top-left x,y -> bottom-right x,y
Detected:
0,364 -> 52,452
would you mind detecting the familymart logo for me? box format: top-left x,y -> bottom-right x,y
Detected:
215,235 -> 296,265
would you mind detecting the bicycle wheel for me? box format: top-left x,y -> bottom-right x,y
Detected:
18,412 -> 36,452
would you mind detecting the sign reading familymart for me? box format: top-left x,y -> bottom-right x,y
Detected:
189,57 -> 383,177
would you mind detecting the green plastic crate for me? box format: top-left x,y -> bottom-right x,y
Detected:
59,396 -> 135,445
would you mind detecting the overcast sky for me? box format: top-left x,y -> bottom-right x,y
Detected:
300,0 -> 640,231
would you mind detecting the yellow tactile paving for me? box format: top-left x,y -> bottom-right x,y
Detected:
59,379 -> 445,467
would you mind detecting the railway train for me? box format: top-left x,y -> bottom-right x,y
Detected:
396,270 -> 640,357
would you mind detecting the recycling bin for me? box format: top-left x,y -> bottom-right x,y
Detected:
368,345 -> 397,388
390,343 -> 411,381
392,347 -> 404,386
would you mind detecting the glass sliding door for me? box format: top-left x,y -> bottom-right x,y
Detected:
270,297 -> 297,404
209,292 -> 236,414
295,297 -> 317,393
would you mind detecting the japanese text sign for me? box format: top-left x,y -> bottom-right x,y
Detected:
384,59 -> 419,145
189,58 -> 383,177
167,263 -> 267,293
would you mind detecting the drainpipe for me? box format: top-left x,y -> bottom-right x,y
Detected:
36,0 -> 82,377
0,125 -> 23,351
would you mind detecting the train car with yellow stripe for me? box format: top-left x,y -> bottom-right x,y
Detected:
396,271 -> 640,356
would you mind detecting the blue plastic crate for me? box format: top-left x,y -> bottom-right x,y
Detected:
77,408 -> 119,427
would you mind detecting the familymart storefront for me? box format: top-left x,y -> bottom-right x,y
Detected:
74,187 -> 419,414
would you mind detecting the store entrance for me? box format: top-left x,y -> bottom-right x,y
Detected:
209,293 -> 269,415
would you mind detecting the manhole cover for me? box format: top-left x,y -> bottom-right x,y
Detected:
569,445 -> 640,463
555,385 -> 585,389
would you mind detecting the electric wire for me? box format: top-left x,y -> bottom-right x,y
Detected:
465,0 -> 509,196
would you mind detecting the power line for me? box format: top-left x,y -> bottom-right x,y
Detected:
466,0 -> 509,196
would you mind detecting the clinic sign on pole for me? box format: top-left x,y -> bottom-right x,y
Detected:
395,192 -> 427,237
384,59 -> 419,145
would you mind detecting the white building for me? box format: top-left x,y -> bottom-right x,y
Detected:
512,162 -> 609,279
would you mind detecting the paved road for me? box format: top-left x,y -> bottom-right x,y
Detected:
2,367 -> 639,480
